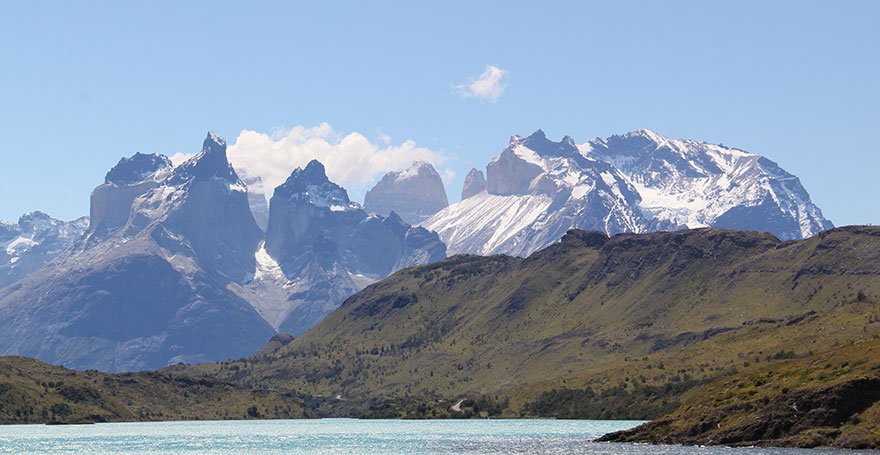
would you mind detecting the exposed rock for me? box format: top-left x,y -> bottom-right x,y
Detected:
585,128 -> 832,240
364,161 -> 448,225
461,168 -> 486,199
87,153 -> 171,242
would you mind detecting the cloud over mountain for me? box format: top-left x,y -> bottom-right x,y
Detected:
226,124 -> 445,200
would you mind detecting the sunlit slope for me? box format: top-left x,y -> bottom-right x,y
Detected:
190,227 -> 880,414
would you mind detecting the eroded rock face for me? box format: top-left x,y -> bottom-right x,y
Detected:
363,161 -> 448,225
461,168 -> 486,199
88,153 -> 171,242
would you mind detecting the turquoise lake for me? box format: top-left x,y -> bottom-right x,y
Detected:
0,419 -> 877,454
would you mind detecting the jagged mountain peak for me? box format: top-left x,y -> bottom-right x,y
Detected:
18,211 -> 53,224
428,128 -> 833,257
586,129 -> 832,239
204,131 -> 226,149
301,159 -> 331,183
169,132 -> 239,185
363,161 -> 448,225
461,168 -> 487,199
105,152 -> 172,185
509,129 -> 580,158
274,160 -> 357,210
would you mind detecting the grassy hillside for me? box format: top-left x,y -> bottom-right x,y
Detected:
0,356 -> 311,424
600,335 -> 880,448
177,226 -> 880,417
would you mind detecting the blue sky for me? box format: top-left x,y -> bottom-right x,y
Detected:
1,1 -> 877,226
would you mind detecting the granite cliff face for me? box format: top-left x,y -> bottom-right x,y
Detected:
85,153 -> 171,245
363,161 -> 449,225
460,168 -> 486,199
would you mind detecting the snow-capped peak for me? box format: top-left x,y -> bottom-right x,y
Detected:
395,160 -> 435,181
426,128 -> 832,258
510,129 -> 580,159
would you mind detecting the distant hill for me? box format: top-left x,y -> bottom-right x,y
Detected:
179,226 -> 880,417
0,356 -> 310,424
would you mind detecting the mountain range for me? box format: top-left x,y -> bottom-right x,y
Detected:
0,133 -> 443,372
0,128 -> 834,373
424,129 -> 832,256
0,212 -> 87,288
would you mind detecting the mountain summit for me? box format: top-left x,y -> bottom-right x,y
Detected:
425,130 -> 646,256
364,161 -> 449,225
0,133 -> 272,372
425,129 -> 832,256
584,129 -> 832,240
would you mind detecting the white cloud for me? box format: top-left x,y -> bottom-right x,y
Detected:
454,65 -> 509,103
226,123 -> 445,202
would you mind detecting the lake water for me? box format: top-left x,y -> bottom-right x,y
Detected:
0,419 -> 876,454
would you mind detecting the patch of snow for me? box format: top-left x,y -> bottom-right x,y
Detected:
254,242 -> 285,282
511,144 -> 546,168
5,237 -> 38,255
422,192 -> 554,256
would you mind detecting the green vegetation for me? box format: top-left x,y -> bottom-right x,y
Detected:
0,356 -> 310,424
522,378 -> 709,419
601,335 -> 880,448
174,226 -> 880,423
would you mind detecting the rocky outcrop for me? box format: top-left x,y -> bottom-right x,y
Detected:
461,168 -> 486,199
363,161 -> 448,225
87,153 -> 171,243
